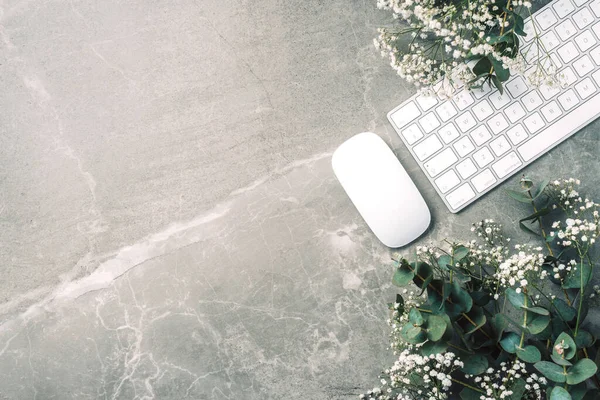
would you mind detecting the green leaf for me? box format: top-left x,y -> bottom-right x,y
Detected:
490,75 -> 504,95
513,13 -> 526,36
526,306 -> 550,316
575,330 -> 595,348
401,324 -> 426,344
453,245 -> 470,261
413,262 -> 433,290
464,308 -> 487,335
409,308 -> 424,326
534,361 -> 567,383
460,387 -> 482,400
533,179 -> 550,199
506,188 -> 531,203
490,56 -> 510,81
451,281 -> 473,314
528,314 -> 551,334
508,378 -> 527,400
552,298 -> 576,322
506,288 -> 525,308
462,353 -> 488,375
420,340 -> 448,356
554,332 -> 577,360
426,315 -> 447,341
500,332 -> 521,354
551,353 -> 573,366
563,263 -> 592,289
392,260 -> 415,287
516,345 -> 542,363
437,254 -> 451,271
567,359 -> 598,385
472,57 -> 492,76
471,291 -> 490,306
492,314 -> 508,340
550,386 -> 572,400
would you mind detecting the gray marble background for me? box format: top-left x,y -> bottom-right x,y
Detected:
0,0 -> 599,399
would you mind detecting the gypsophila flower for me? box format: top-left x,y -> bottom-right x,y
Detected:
470,360 -> 547,399
493,244 -> 546,291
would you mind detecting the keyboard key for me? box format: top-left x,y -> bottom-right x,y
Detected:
591,0 -> 600,16
471,169 -> 497,193
555,19 -> 577,41
506,77 -> 529,98
573,55 -> 594,77
470,126 -> 492,146
473,147 -> 494,168
472,84 -> 492,99
416,95 -> 438,111
454,136 -> 475,157
492,152 -> 523,178
522,91 -> 544,111
524,42 -> 541,63
456,159 -> 477,179
540,31 -> 560,51
558,89 -> 580,110
575,77 -> 596,99
539,83 -> 561,100
413,135 -> 443,161
593,21 -> 600,39
446,183 -> 476,210
573,7 -> 594,29
560,67 -> 578,85
390,101 -> 420,128
456,111 -> 477,132
575,31 -> 597,52
506,124 -> 528,145
400,124 -> 424,145
472,99 -> 494,121
518,92 -> 600,161
590,45 -> 600,66
505,103 -> 526,123
438,123 -> 460,144
557,42 -> 580,64
535,9 -> 558,30
490,135 -> 511,156
524,112 -> 545,134
435,169 -> 461,194
489,91 -> 512,109
487,113 -> 509,134
574,0 -> 590,6
593,69 -> 600,86
419,113 -> 441,133
541,101 -> 562,122
436,102 -> 458,122
424,148 -> 458,177
454,90 -> 475,111
553,0 -> 576,17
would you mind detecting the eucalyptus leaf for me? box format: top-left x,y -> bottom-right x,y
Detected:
392,261 -> 415,287
534,361 -> 567,383
516,345 -> 541,363
566,359 -> 598,385
462,353 -> 488,375
453,245 -> 470,261
526,306 -> 549,316
506,189 -> 531,203
437,254 -> 451,271
528,314 -> 550,334
563,263 -> 592,289
550,386 -> 572,400
505,288 -> 525,308
420,340 -> 448,356
551,353 -> 573,366
575,330 -> 594,348
460,387 -> 482,400
552,298 -> 576,322
409,308 -> 424,326
500,332 -> 521,354
553,332 -> 576,360
426,315 -> 447,341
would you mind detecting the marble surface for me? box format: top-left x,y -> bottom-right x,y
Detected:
0,0 -> 599,398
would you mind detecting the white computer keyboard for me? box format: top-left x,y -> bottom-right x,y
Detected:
388,0 -> 600,213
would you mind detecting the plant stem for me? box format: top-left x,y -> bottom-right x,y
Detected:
451,378 -> 485,394
575,256 -> 584,337
519,294 -> 528,347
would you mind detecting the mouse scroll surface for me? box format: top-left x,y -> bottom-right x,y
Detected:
332,132 -> 431,248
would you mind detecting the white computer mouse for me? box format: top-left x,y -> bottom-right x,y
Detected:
332,132 -> 431,248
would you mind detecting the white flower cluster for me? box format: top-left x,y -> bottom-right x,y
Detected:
547,178 -> 600,247
493,244 -> 547,293
360,350 -> 464,400
468,360 -> 547,400
550,259 -> 578,281
471,219 -> 509,247
374,0 -> 557,96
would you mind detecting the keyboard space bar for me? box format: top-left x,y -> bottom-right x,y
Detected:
518,92 -> 600,162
